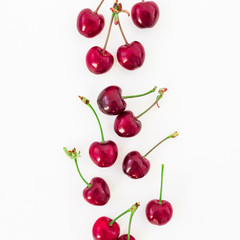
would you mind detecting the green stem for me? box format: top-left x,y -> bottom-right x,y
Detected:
94,0 -> 105,13
143,132 -> 179,158
159,164 -> 164,204
79,96 -> 105,143
136,88 -> 167,119
122,86 -> 157,99
74,158 -> 91,188
103,14 -> 114,52
127,212 -> 134,240
118,19 -> 129,45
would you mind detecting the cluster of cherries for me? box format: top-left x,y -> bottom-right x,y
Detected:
64,85 -> 179,239
77,0 -> 160,74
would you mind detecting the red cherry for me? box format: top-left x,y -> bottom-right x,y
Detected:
89,141 -> 118,167
92,217 -> 120,240
83,177 -> 110,206
86,46 -> 114,74
77,9 -> 105,38
118,234 -> 135,240
122,151 -> 150,179
114,111 -> 142,137
117,41 -> 145,70
146,200 -> 173,225
122,132 -> 179,178
131,1 -> 160,28
97,86 -> 157,115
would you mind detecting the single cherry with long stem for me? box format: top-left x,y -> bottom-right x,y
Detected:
77,0 -> 105,38
123,132 -> 179,179
79,96 -> 118,168
63,147 -> 110,206
146,164 -> 173,225
131,0 -> 160,29
114,88 -> 167,137
97,85 -> 157,115
92,202 -> 140,240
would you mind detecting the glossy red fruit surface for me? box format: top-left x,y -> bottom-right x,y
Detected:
92,216 -> 120,240
114,111 -> 142,137
97,86 -> 127,115
118,234 -> 135,240
89,140 -> 118,167
117,41 -> 145,70
77,9 -> 105,38
86,46 -> 114,74
122,151 -> 150,179
83,177 -> 110,206
146,200 -> 173,225
131,1 -> 159,28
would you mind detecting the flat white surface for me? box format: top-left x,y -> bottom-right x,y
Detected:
0,0 -> 240,239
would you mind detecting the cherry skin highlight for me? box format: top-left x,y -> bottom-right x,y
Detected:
92,217 -> 120,240
89,140 -> 118,167
122,151 -> 150,179
97,86 -> 127,115
114,111 -> 142,137
86,46 -> 114,74
131,1 -> 159,28
77,9 -> 105,38
83,177 -> 110,206
118,235 -> 135,240
146,200 -> 173,225
117,41 -> 145,70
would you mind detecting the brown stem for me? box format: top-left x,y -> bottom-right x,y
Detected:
102,15 -> 114,53
118,20 -> 129,45
94,0 -> 105,14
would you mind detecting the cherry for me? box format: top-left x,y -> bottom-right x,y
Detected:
131,1 -> 160,29
114,88 -> 167,137
92,202 -> 140,240
146,164 -> 173,225
118,235 -> 135,240
79,96 -> 118,168
123,132 -> 179,179
117,41 -> 145,70
97,85 -> 157,115
63,147 -> 110,206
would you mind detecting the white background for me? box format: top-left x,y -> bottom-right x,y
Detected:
0,0 -> 240,239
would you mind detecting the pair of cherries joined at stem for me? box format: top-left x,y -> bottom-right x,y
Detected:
86,1 -> 145,74
77,0 -> 160,38
63,147 -> 110,206
92,202 -> 140,240
98,85 -> 167,137
123,132 -> 179,179
79,96 -> 118,168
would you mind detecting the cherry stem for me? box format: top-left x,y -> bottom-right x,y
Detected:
94,0 -> 105,14
142,132 -> 179,158
103,14 -> 114,53
74,158 -> 91,188
127,212 -> 134,240
118,19 -> 129,45
136,88 -> 167,119
79,96 -> 105,143
159,164 -> 164,204
109,202 -> 140,227
122,86 -> 157,99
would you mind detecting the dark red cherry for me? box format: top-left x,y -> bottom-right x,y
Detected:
97,86 -> 127,115
131,1 -> 160,28
89,141 -> 118,167
77,9 -> 105,38
83,177 -> 110,206
118,234 -> 135,240
86,46 -> 114,74
92,216 -> 120,240
122,151 -> 150,179
146,200 -> 173,225
117,41 -> 145,70
114,111 -> 142,137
